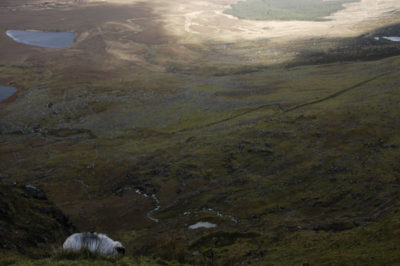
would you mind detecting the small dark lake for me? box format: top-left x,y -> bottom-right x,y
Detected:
6,30 -> 75,48
382,36 -> 400,42
375,36 -> 400,42
0,85 -> 16,102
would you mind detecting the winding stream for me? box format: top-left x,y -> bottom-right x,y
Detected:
146,194 -> 160,223
184,208 -> 239,224
133,188 -> 160,223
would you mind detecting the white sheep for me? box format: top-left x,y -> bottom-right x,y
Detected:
63,232 -> 125,255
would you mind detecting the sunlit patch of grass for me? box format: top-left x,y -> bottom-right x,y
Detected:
224,0 -> 359,21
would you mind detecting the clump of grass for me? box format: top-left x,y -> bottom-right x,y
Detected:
0,249 -> 160,266
51,248 -> 120,262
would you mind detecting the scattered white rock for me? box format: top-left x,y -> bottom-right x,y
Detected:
189,222 -> 217,229
207,208 -> 238,223
183,208 -> 238,223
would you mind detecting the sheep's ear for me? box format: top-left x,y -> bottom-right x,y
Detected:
113,241 -> 122,247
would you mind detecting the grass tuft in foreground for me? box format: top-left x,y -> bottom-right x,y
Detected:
0,249 -> 162,266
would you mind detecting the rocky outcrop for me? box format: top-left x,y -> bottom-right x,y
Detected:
0,183 -> 74,257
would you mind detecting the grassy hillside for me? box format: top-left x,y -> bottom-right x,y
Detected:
1,8 -> 400,265
224,0 -> 359,21
2,56 -> 400,264
115,54 -> 400,264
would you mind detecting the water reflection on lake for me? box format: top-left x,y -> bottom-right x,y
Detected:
374,36 -> 400,42
382,36 -> 400,42
0,85 -> 16,102
6,30 -> 75,48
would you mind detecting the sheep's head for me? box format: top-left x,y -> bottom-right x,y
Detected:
114,241 -> 125,255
